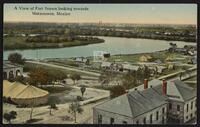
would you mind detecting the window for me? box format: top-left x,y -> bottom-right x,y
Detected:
191,101 -> 193,110
143,117 -> 146,124
187,104 -> 189,112
195,99 -> 197,107
162,116 -> 165,124
190,113 -> 193,118
177,105 -> 180,111
156,111 -> 159,120
186,116 -> 188,119
110,118 -> 114,124
162,107 -> 165,113
122,121 -> 127,124
150,114 -> 153,124
136,120 -> 139,124
169,103 -> 172,110
98,115 -> 102,124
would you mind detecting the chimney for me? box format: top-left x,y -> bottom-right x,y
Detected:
162,79 -> 167,95
144,79 -> 148,89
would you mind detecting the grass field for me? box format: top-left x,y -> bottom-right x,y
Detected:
24,62 -> 97,77
4,36 -> 104,50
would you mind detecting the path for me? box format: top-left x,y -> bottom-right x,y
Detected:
26,60 -> 101,77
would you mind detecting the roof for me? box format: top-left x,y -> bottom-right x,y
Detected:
75,57 -> 88,63
3,61 -> 23,69
122,64 -> 140,71
95,86 -> 168,118
3,80 -> 49,99
94,79 -> 196,117
3,80 -> 13,97
132,79 -> 196,102
101,62 -> 112,67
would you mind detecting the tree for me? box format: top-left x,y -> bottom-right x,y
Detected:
47,96 -> 60,115
80,86 -> 86,98
48,70 -> 68,86
68,101 -> 83,123
99,71 -> 114,87
28,68 -> 49,86
8,53 -> 25,65
3,111 -> 17,124
110,85 -> 126,98
15,75 -> 26,84
70,73 -> 81,85
122,71 -> 137,89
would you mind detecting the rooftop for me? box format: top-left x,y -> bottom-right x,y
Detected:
3,61 -> 23,69
94,79 -> 196,117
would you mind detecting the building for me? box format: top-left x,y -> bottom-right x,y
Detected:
139,55 -> 153,62
74,57 -> 90,65
3,80 -> 49,106
122,64 -> 140,72
93,79 -> 196,124
101,62 -> 112,69
3,61 -> 23,80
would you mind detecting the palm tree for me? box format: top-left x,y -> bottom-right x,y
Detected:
68,101 -> 83,123
80,86 -> 86,98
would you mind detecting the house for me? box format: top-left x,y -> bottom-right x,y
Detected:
74,57 -> 90,65
187,57 -> 197,64
174,48 -> 188,54
154,59 -> 162,64
156,66 -> 167,74
93,79 -> 196,124
3,61 -> 23,80
122,64 -> 140,72
101,62 -> 112,69
139,55 -> 153,62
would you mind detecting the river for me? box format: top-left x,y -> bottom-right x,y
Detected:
3,36 -> 196,60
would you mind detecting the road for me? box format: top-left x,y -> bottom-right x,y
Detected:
158,65 -> 197,81
26,61 -> 101,77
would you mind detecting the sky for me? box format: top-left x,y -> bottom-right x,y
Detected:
4,4 -> 197,25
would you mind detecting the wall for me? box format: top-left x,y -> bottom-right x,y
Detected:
167,100 -> 184,123
133,104 -> 167,124
183,97 -> 197,123
93,103 -> 168,124
93,109 -> 133,124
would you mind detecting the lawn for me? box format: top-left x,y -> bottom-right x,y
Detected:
4,36 -> 104,50
24,62 -> 97,77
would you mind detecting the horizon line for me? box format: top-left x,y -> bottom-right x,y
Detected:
4,21 -> 196,26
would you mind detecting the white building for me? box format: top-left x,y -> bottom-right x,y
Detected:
93,79 -> 196,124
3,61 -> 23,80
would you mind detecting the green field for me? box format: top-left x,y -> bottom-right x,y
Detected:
24,62 -> 98,77
4,36 -> 104,50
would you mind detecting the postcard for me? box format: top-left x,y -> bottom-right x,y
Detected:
2,3 -> 197,125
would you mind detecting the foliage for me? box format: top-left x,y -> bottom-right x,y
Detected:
48,96 -> 60,115
28,67 -> 49,86
68,101 -> 83,123
8,52 -> 25,65
110,85 -> 126,98
70,73 -> 81,85
80,86 -> 86,97
3,111 -> 17,124
76,96 -> 83,101
27,67 -> 68,86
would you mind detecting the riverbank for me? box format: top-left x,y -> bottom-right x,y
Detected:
3,36 -> 105,50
